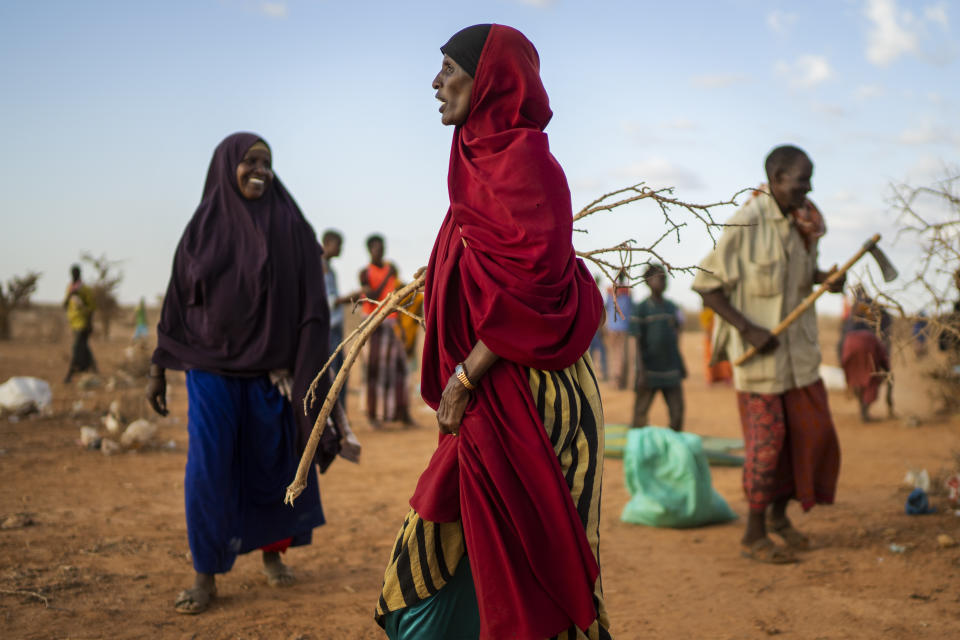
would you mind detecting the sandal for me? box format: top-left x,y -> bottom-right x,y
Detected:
740,537 -> 797,564
769,519 -> 812,551
174,586 -> 216,614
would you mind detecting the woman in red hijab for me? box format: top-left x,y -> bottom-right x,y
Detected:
375,25 -> 611,640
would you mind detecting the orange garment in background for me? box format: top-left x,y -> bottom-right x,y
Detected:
393,288 -> 424,357
700,307 -> 733,384
362,263 -> 398,317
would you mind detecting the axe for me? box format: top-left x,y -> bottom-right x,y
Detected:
734,233 -> 898,367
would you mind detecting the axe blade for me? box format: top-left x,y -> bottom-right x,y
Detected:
867,244 -> 898,282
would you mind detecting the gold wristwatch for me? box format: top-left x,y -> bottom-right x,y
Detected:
454,363 -> 476,390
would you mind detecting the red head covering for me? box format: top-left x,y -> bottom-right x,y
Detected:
410,25 -> 602,638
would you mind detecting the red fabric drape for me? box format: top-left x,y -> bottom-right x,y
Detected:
841,330 -> 890,406
409,24 -> 603,640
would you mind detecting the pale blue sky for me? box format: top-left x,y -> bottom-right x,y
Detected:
1,0 -> 957,313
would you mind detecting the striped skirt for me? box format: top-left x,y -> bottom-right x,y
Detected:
366,318 -> 409,422
376,355 -> 611,639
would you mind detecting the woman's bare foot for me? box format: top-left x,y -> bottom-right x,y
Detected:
174,573 -> 216,614
262,551 -> 295,587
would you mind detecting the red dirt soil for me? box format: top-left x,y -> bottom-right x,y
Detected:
1,316 -> 959,639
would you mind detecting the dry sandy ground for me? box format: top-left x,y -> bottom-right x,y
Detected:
1,320 -> 959,640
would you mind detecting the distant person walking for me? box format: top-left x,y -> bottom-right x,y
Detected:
589,274 -> 609,380
322,229 -> 353,410
132,297 -> 149,342
360,234 -> 413,427
630,263 -> 686,430
63,264 -> 97,382
839,286 -> 893,422
604,270 -> 633,389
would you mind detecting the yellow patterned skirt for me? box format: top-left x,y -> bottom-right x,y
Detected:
376,355 -> 612,639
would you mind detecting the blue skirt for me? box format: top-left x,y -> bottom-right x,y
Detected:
185,370 -> 325,574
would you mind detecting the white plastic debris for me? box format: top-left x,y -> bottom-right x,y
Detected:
0,377 -> 52,416
101,438 -> 121,456
818,364 -> 847,392
904,469 -> 931,493
120,419 -> 157,449
79,426 -> 101,448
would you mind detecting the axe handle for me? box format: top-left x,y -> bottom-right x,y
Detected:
733,233 -> 881,367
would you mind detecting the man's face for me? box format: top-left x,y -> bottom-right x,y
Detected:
647,271 -> 667,295
771,155 -> 813,214
324,238 -> 342,259
368,239 -> 384,263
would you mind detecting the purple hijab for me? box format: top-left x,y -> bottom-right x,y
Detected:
153,132 -> 338,469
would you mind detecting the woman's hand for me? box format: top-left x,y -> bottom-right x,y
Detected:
146,366 -> 168,416
437,375 -> 471,435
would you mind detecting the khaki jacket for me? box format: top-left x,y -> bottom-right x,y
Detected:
692,191 -> 821,394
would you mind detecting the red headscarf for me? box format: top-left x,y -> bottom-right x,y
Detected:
410,25 -> 603,639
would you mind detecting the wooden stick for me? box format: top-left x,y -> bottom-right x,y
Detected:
733,234 -> 881,367
285,268 -> 426,505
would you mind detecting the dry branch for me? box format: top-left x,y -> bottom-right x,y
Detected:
287,182 -> 749,500
0,588 -> 51,608
285,268 -> 427,505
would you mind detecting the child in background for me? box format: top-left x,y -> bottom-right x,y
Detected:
630,263 -> 686,431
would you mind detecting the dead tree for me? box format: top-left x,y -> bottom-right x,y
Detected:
882,170 -> 960,412
80,252 -> 123,338
0,271 -> 41,340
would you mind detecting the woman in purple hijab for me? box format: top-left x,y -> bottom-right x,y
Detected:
147,132 -> 341,614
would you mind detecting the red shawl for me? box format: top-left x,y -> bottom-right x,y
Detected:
410,25 -> 603,639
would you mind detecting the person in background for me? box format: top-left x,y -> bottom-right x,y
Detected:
911,311 -> 928,359
604,269 -> 633,389
132,297 -> 149,342
63,264 -> 98,382
589,274 -> 609,381
631,263 -> 686,430
360,234 -> 413,427
839,285 -> 893,422
700,306 -> 733,384
694,144 -> 844,565
322,229 -> 355,410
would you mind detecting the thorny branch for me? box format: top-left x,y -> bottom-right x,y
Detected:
851,170 -> 960,413
287,183 -> 750,498
573,182 -> 750,318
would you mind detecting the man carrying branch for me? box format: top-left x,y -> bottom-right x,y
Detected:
694,145 -> 844,564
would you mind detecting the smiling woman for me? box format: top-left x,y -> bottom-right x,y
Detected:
146,132 -> 344,615
235,140 -> 274,200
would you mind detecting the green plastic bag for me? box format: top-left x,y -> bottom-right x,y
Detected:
621,427 -> 738,528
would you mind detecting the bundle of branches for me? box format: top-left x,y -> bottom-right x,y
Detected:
0,271 -> 41,340
286,183 -> 746,504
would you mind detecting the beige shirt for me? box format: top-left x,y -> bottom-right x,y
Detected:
692,191 -> 821,394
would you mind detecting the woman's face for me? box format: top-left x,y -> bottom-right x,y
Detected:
432,55 -> 474,126
236,144 -> 274,200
